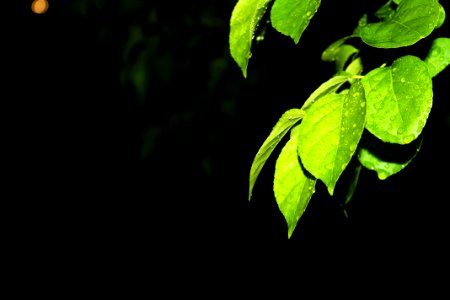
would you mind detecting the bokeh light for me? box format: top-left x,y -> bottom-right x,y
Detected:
31,0 -> 49,14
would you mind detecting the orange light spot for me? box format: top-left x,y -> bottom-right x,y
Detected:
32,0 -> 49,14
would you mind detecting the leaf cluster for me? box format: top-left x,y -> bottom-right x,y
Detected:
229,0 -> 450,238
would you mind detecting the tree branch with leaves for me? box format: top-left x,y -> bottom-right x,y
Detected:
229,0 -> 450,238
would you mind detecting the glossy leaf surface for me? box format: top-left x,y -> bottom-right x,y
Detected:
298,82 -> 366,195
271,0 -> 321,44
361,55 -> 433,144
359,0 -> 440,48
229,0 -> 272,77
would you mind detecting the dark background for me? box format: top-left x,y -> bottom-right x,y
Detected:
9,0 -> 450,266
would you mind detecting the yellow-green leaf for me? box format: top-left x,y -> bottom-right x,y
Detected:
359,0 -> 441,48
302,75 -> 350,110
322,37 -> 360,73
249,109 -> 305,200
357,133 -> 422,180
229,0 -> 273,77
424,37 -> 450,78
361,55 -> 433,144
270,0 -> 321,44
298,82 -> 366,195
274,125 -> 316,239
436,4 -> 446,29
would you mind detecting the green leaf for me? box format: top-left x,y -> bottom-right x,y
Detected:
359,0 -> 441,48
345,57 -> 363,77
436,4 -> 446,29
249,109 -> 305,200
352,14 -> 368,36
321,37 -> 349,62
357,133 -> 423,180
374,0 -> 396,20
298,81 -> 366,196
302,75 -> 350,110
424,37 -> 450,78
335,45 -> 359,73
229,0 -> 273,78
274,125 -> 316,239
361,55 -> 433,144
343,163 -> 361,208
270,0 -> 321,44
322,38 -> 359,72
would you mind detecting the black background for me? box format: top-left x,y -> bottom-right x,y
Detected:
8,0 -> 450,271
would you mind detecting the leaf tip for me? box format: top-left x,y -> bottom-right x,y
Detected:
327,185 -> 335,197
287,228 -> 295,239
242,68 -> 248,78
